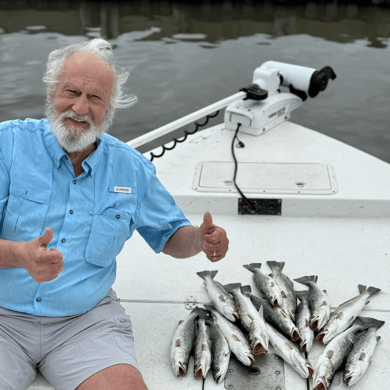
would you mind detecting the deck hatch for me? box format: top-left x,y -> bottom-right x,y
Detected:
193,161 -> 337,195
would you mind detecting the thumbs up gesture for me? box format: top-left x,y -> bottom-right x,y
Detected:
200,212 -> 229,262
22,227 -> 64,283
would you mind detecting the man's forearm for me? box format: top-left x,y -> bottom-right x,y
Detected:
162,226 -> 203,259
0,239 -> 25,268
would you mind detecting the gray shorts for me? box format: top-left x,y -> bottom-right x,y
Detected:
0,289 -> 139,390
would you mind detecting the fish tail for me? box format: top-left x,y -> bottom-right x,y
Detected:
358,284 -> 381,296
355,316 -> 385,330
223,283 -> 242,293
243,263 -> 262,273
196,270 -> 218,280
192,307 -> 209,320
241,285 -> 252,295
294,275 -> 318,286
267,261 -> 285,272
295,290 -> 309,300
204,304 -> 216,313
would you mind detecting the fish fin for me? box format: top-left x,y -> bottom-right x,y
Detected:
323,289 -> 327,294
326,350 -> 334,359
192,307 -> 209,319
355,316 -> 385,330
365,301 -> 370,306
376,336 -> 381,342
295,290 -> 309,300
197,270 -> 218,279
367,286 -> 381,295
293,275 -> 318,286
223,283 -> 242,293
178,320 -> 184,325
358,284 -> 367,294
243,263 -> 262,273
232,334 -> 240,342
204,304 -> 215,313
336,312 -> 344,320
267,261 -> 285,272
241,285 -> 252,295
258,304 -> 264,318
269,273 -> 274,278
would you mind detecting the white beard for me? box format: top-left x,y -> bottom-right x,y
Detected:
46,102 -> 114,153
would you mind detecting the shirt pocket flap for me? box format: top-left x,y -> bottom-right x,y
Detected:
16,187 -> 51,204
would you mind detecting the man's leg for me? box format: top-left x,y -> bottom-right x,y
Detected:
76,364 -> 148,390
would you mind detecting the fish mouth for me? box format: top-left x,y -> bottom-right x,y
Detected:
314,377 -> 328,390
316,331 -> 326,343
310,319 -> 319,331
178,363 -> 187,377
291,329 -> 300,342
344,375 -> 352,384
272,297 -> 279,308
253,342 -> 267,356
307,365 -> 314,379
194,367 -> 204,380
214,372 -> 224,384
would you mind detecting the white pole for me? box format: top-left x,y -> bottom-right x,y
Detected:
127,91 -> 246,149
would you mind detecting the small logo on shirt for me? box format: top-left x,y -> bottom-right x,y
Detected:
114,186 -> 132,194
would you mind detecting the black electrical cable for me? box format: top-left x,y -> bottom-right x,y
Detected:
231,123 -> 254,210
150,111 -> 220,161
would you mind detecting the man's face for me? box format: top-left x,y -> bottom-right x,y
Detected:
47,52 -> 114,153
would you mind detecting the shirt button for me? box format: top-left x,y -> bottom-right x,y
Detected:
73,180 -> 77,184
36,297 -> 42,302
69,210 -> 74,214
116,214 -> 120,219
61,238 -> 66,243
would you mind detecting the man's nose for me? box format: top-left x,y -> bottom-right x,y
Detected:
72,94 -> 89,115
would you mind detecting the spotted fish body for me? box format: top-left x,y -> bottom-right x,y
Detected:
170,309 -> 199,377
250,293 -> 300,342
205,304 -> 255,366
294,275 -> 330,331
224,284 -> 269,356
344,324 -> 384,386
193,308 -> 212,380
313,317 -> 384,390
206,318 -> 231,384
243,263 -> 283,308
267,261 -> 297,321
295,290 -> 315,353
197,270 -> 238,322
317,285 -> 381,344
265,322 -> 313,379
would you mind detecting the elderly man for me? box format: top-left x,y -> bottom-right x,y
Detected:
0,39 -> 229,390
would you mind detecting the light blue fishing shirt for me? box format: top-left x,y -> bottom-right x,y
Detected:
0,118 -> 191,316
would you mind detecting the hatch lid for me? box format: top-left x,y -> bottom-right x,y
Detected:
193,161 -> 337,195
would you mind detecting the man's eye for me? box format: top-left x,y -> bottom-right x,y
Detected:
67,90 -> 77,94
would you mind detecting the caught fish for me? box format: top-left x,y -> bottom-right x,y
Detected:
243,263 -> 283,308
294,275 -> 330,331
344,323 -> 384,386
170,309 -> 199,377
267,261 -> 297,321
224,283 -> 269,355
206,317 -> 231,384
265,322 -> 314,379
295,290 -> 315,353
313,317 -> 384,390
317,285 -> 381,344
205,304 -> 255,366
197,270 -> 238,322
193,308 -> 212,380
250,293 -> 300,342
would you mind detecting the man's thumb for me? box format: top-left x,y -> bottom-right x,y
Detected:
39,227 -> 53,247
202,212 -> 214,232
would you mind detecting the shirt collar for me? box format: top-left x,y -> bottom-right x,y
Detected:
43,119 -> 104,174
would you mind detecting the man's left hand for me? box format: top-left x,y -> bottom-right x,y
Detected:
200,212 -> 229,262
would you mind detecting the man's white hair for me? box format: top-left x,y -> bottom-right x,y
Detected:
43,38 -> 137,109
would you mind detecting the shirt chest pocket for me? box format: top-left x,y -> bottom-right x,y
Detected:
5,186 -> 51,241
85,188 -> 137,267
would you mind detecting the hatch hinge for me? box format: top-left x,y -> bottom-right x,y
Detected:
185,296 -> 198,310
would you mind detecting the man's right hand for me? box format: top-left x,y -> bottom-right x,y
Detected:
22,227 -> 64,283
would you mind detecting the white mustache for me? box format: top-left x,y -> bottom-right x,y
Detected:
62,111 -> 93,125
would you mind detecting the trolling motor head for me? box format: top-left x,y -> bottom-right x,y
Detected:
225,61 -> 336,136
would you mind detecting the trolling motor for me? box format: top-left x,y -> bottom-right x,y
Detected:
224,61 -> 336,136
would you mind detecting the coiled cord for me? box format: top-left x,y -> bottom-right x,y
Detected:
149,111 -> 220,161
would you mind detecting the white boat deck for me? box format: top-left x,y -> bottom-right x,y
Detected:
29,121 -> 390,389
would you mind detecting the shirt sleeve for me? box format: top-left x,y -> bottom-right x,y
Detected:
0,130 -> 11,236
134,171 -> 192,254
